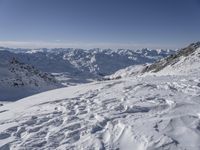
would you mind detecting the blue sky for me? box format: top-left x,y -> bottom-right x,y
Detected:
0,0 -> 200,49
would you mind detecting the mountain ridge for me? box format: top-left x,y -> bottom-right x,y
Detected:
0,57 -> 62,101
0,42 -> 200,149
0,47 -> 176,83
105,42 -> 200,79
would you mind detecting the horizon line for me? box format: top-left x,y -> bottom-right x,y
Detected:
0,40 -> 183,50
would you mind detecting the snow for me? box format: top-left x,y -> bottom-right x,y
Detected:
0,47 -> 176,86
0,44 -> 200,149
0,57 -> 61,101
104,64 -> 147,80
156,48 -> 200,76
0,47 -> 175,101
0,73 -> 200,149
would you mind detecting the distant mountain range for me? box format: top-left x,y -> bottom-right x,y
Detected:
0,47 -> 176,101
1,42 -> 200,150
0,47 -> 176,81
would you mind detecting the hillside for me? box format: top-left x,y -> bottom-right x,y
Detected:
106,42 -> 200,79
142,42 -> 200,75
0,43 -> 200,149
0,57 -> 61,101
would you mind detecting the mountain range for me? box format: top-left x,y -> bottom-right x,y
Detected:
0,42 -> 200,149
0,47 -> 175,101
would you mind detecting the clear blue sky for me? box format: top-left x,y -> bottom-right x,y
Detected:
0,0 -> 200,49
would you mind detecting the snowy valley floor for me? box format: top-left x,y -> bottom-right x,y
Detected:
0,74 -> 200,150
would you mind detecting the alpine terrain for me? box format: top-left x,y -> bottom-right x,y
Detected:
0,48 -> 175,101
0,42 -> 200,150
0,56 -> 61,101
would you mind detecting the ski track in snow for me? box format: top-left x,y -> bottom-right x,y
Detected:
0,75 -> 200,150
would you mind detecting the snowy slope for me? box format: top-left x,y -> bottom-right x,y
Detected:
142,42 -> 200,75
106,42 -> 200,79
0,43 -> 200,149
1,74 -> 200,149
0,56 -> 61,101
104,64 -> 147,80
156,48 -> 200,76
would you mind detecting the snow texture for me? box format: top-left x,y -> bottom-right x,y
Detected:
1,74 -> 200,150
0,43 -> 199,149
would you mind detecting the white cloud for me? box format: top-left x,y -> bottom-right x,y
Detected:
0,40 -> 177,49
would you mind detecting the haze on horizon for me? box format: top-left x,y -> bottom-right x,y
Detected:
0,0 -> 200,49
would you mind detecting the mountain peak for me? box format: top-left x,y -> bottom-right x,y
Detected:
142,42 -> 200,75
189,41 -> 200,49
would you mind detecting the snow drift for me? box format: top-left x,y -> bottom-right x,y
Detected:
0,42 -> 200,149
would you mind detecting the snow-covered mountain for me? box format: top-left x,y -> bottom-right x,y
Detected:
0,43 -> 200,149
106,42 -> 200,79
142,42 -> 200,76
0,47 -> 176,85
0,56 -> 61,101
0,47 -> 175,101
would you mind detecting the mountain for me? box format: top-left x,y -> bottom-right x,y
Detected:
0,55 -> 61,101
142,42 -> 200,75
0,47 -> 176,85
0,42 -> 200,149
0,47 -> 175,101
106,42 -> 200,79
